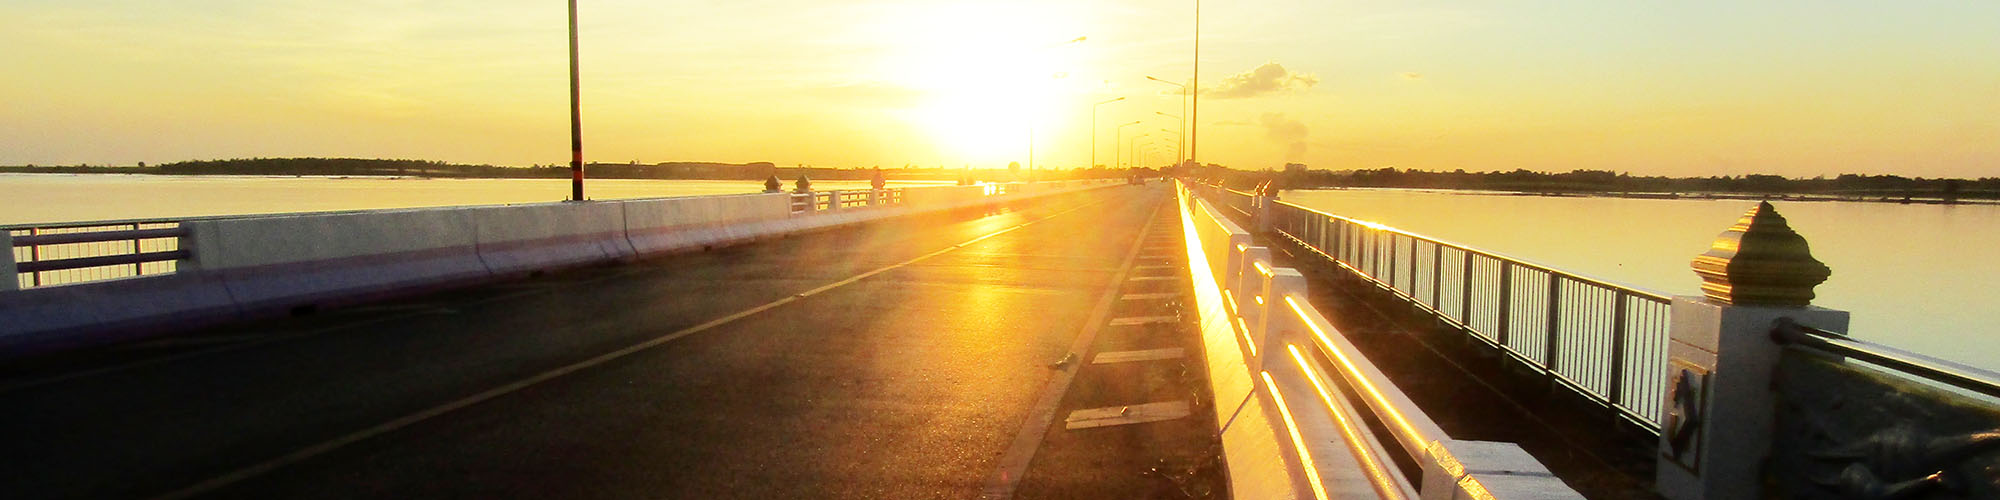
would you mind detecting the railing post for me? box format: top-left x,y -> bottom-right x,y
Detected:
1460,251 -> 1474,324
1496,261 -> 1513,346
1606,291 -> 1630,404
825,190 -> 842,211
1657,202 -> 1847,500
1,232 -> 17,291
1544,272 -> 1562,380
1430,243 -> 1443,308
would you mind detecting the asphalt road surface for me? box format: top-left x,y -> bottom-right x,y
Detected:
0,184 -> 1223,499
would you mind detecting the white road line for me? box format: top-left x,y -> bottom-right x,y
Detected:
1126,275 -> 1182,282
1063,401 -> 1191,430
148,199 -> 1114,500
1092,348 -> 1185,364
1132,265 -> 1175,271
1108,315 -> 1178,326
1118,292 -> 1178,301
980,200 -> 1165,500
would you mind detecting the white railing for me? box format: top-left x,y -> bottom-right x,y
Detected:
1178,181 -> 1581,499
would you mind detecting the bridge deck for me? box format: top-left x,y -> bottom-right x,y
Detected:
0,186 -> 1225,499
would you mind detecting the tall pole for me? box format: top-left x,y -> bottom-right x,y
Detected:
1091,97 -> 1123,170
1156,114 -> 1183,169
1146,77 -> 1187,168
1190,0 -> 1199,171
567,0 -> 584,201
1114,121 -> 1141,169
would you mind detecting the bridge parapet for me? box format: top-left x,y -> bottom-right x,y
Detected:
0,179 -> 1126,356
1188,180 -> 2000,499
1177,180 -> 1583,499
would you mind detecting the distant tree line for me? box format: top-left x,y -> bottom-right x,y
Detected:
2,157 -> 1151,182
1170,164 -> 1999,202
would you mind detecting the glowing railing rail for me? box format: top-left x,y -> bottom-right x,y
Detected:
1177,181 -> 1581,499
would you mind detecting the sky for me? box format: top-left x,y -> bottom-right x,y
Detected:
2,0 -> 1996,178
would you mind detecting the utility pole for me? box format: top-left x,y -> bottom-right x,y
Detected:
567,0 -> 585,201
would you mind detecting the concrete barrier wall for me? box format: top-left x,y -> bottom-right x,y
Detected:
623,193 -> 791,254
473,201 -> 633,275
194,208 -> 489,312
0,179 -> 1128,357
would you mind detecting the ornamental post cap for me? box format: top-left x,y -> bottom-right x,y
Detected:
870,167 -> 887,190
763,174 -> 783,193
793,174 -> 813,193
1690,201 -> 1831,307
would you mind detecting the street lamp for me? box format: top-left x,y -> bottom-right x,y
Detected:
1156,112 -> 1184,169
1136,133 -> 1152,170
1146,76 -> 1188,168
1090,97 -> 1124,169
1114,121 -> 1141,169
567,0 -> 585,201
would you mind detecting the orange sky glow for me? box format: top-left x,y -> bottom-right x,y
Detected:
2,1 -> 1995,178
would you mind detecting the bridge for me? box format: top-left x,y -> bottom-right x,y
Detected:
4,180 -> 1996,499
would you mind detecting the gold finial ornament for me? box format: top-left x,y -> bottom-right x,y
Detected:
1690,202 -> 1831,307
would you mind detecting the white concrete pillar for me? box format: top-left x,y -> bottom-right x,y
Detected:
825,190 -> 842,211
1234,246 -> 1272,323
1657,201 -> 1843,500
1255,267 -> 1307,368
1255,195 -> 1275,232
1421,440 -> 1586,500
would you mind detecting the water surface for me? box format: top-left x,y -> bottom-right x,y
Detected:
1280,188 -> 2000,371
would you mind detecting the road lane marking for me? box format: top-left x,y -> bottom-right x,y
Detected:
1132,265 -> 1175,271
1063,401 -> 1191,430
1108,315 -> 1177,326
1118,292 -> 1178,301
980,198 -> 1165,500
147,197 -> 1120,500
1092,348 -> 1185,364
1125,275 -> 1182,282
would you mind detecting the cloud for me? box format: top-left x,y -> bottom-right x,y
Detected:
1399,72 -> 1424,80
1204,63 -> 1318,99
1260,113 -> 1310,161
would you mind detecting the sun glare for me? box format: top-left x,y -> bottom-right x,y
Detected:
882,3 -> 1083,166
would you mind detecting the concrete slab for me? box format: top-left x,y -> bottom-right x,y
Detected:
1064,401 -> 1192,430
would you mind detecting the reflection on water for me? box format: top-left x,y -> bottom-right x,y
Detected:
1280,188 -> 2000,371
0,174 -> 947,225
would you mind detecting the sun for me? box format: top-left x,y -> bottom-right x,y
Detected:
878,3 -> 1085,167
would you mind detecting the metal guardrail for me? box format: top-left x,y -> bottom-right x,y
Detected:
1269,200 -> 1671,432
787,188 -> 906,215
1180,183 -> 1578,499
1188,182 -> 1672,433
1772,318 -> 2000,400
8,221 -> 188,288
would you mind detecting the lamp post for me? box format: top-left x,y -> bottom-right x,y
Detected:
1191,0 -> 1200,170
566,0 -> 585,201
1146,76 -> 1188,168
1091,97 -> 1124,169
1127,133 -> 1148,169
1156,112 -> 1184,169
1114,121 -> 1141,169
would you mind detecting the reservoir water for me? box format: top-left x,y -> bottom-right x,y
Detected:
2,174 -> 1991,371
0,174 -> 950,225
1279,188 -> 2000,372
